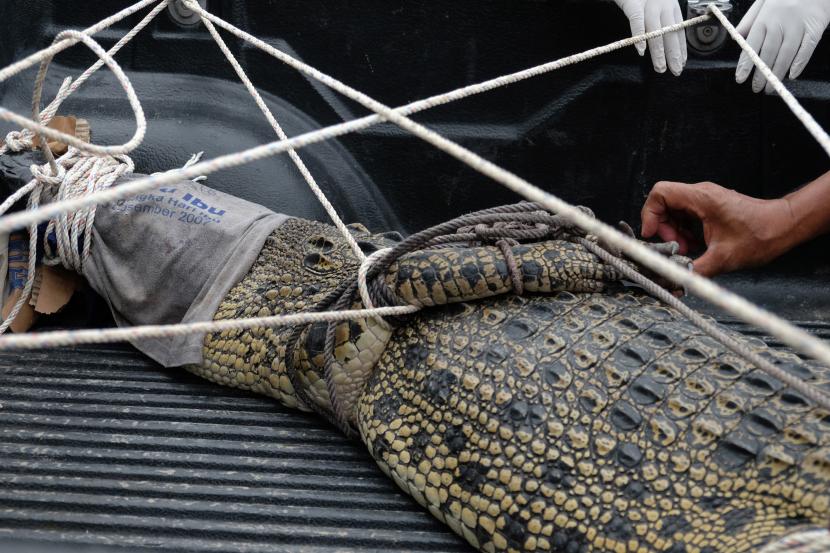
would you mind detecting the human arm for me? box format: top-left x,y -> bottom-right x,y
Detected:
640,171 -> 830,276
613,0 -> 687,75
781,170 -> 830,247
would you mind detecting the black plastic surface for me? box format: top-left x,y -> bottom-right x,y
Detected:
0,344 -> 471,553
1,2 -> 830,552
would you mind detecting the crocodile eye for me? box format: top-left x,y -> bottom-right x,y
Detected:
358,241 -> 379,254
381,231 -> 404,242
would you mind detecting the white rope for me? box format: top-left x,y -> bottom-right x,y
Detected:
198,15 -> 367,262
0,3 -> 829,378
4,0 -> 674,343
0,0 -> 169,156
178,1 -> 830,368
40,149 -> 134,273
0,305 -> 418,349
0,15 -> 711,235
0,29 -> 147,157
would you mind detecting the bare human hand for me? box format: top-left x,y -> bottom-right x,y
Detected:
640,181 -> 796,277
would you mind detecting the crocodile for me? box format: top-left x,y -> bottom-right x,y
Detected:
186,215 -> 830,553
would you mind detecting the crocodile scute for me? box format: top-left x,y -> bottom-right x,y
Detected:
189,217 -> 830,553
358,290 -> 830,553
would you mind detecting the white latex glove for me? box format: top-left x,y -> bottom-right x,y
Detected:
736,0 -> 830,94
614,0 -> 687,75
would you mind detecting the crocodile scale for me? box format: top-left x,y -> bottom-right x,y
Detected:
186,217 -> 830,553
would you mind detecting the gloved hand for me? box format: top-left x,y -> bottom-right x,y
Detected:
613,0 -> 687,75
736,0 -> 830,94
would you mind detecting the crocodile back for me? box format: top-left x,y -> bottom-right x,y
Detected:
359,289 -> 830,552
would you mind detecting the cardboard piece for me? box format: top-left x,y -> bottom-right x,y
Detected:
34,265 -> 80,315
75,118 -> 91,145
3,291 -> 37,333
0,263 -> 79,333
31,116 -> 90,156
28,267 -> 43,307
32,116 -> 76,156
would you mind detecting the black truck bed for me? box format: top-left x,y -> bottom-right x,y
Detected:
0,344 -> 471,553
1,0 -> 830,551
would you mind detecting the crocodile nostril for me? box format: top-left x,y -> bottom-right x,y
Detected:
308,236 -> 334,252
303,252 -> 339,274
304,253 -> 322,268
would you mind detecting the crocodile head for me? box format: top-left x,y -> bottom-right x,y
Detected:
192,217 -> 400,415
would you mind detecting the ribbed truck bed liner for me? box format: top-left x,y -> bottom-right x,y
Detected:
0,344 -> 472,553
1,321 -> 828,552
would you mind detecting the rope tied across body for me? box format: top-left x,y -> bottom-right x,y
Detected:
284,201 -> 830,435
292,201 -> 698,435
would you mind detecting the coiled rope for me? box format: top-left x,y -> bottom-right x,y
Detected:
0,19 -> 154,334
0,0 -> 169,158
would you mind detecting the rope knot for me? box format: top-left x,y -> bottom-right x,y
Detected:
495,238 -> 524,295
4,130 -> 33,153
30,161 -> 66,188
458,220 -> 554,245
